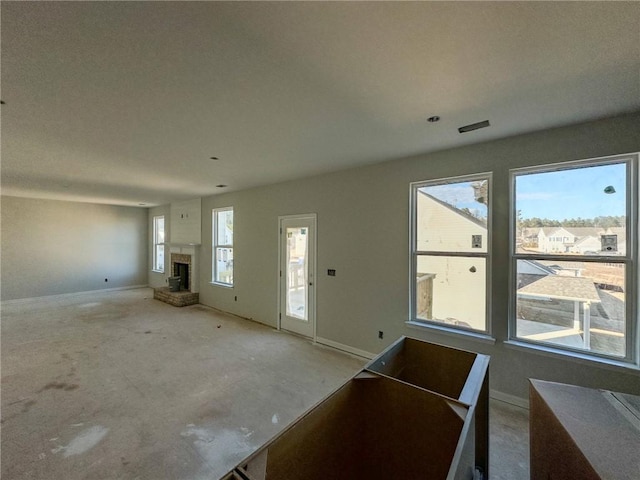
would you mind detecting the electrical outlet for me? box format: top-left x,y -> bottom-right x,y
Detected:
378,331 -> 384,339
234,296 -> 238,301
328,269 -> 336,276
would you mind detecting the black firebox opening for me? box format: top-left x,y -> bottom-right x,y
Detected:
174,262 -> 189,291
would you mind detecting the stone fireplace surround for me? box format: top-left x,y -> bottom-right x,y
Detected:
153,246 -> 200,307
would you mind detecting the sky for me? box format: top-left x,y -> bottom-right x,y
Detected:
420,181 -> 488,220
419,161 -> 627,222
515,162 -> 626,220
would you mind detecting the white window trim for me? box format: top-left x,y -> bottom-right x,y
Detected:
152,215 -> 164,273
509,153 -> 638,366
212,206 -> 234,287
409,172 -> 493,336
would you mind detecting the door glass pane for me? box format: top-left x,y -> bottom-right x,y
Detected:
516,259 -> 626,357
286,227 -> 308,321
416,180 -> 488,253
416,255 -> 486,331
515,163 -> 626,256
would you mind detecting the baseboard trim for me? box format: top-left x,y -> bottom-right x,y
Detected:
315,337 -> 376,360
490,389 -> 529,409
1,285 -> 149,305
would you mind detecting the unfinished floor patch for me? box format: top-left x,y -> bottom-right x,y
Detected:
50,425 -> 109,457
77,303 -> 102,309
181,425 -> 257,479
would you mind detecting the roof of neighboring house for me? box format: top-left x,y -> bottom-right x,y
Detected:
517,275 -> 601,303
563,227 -> 604,238
608,227 -> 625,236
538,260 -> 585,270
539,227 -> 561,236
520,259 -> 557,275
537,226 -> 623,239
418,190 -> 487,228
573,235 -> 600,247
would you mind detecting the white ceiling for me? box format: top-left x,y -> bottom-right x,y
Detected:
2,1 -> 639,207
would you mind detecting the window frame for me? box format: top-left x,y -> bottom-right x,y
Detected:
212,206 -> 234,287
509,154 -> 638,365
409,172 -> 493,336
152,215 -> 165,273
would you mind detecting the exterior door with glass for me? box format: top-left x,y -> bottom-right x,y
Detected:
279,215 -> 316,338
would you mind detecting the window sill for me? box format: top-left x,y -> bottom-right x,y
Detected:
151,270 -> 164,274
405,321 -> 496,345
209,282 -> 234,289
504,340 -> 639,373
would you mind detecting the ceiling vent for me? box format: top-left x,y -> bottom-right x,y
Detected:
458,120 -> 490,133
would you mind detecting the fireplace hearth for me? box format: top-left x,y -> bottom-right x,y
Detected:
153,287 -> 198,307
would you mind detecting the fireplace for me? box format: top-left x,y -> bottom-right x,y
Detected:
174,262 -> 189,291
154,245 -> 200,307
170,253 -> 193,292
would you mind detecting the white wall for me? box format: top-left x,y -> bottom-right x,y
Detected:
198,112 -> 640,403
170,198 -> 201,244
1,197 -> 148,301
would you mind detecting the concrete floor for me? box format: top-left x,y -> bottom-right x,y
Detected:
489,400 -> 530,480
1,288 -> 529,479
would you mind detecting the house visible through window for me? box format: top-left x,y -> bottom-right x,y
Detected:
410,173 -> 491,333
153,215 -> 165,272
511,155 -> 637,362
213,207 -> 234,286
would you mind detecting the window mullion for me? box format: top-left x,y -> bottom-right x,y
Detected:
416,251 -> 488,258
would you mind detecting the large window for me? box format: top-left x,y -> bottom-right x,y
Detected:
153,215 -> 165,272
511,155 -> 637,362
213,207 -> 234,286
410,173 -> 491,333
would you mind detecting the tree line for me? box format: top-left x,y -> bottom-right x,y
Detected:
518,214 -> 624,229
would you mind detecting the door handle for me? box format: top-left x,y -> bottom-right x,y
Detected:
309,282 -> 313,286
